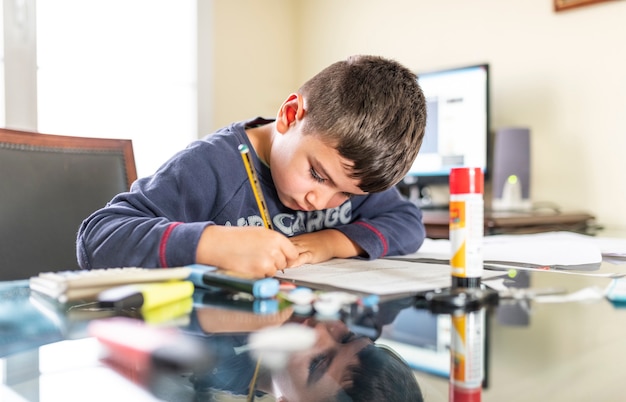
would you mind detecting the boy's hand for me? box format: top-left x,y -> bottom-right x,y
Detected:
196,226 -> 299,277
289,229 -> 363,267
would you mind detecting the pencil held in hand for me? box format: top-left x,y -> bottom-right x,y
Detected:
239,144 -> 274,230
239,144 -> 285,274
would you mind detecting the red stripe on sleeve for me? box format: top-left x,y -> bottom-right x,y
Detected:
159,222 -> 182,268
354,221 -> 388,257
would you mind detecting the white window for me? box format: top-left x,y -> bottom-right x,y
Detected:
36,0 -> 197,178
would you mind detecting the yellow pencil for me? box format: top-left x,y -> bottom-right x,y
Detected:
239,144 -> 274,230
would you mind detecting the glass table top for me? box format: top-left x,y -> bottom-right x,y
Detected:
2,257 -> 626,402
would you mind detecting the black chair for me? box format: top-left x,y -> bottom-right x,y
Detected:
0,128 -> 137,280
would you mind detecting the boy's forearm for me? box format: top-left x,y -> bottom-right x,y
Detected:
289,229 -> 364,266
324,229 -> 365,258
341,189 -> 426,259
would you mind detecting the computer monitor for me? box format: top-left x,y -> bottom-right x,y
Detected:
403,64 -> 490,206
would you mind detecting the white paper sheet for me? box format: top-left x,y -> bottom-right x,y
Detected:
275,258 -> 503,296
274,232 -> 625,296
588,235 -> 626,264
397,232 -> 603,269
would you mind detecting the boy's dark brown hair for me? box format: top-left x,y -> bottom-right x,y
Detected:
299,55 -> 427,193
327,344 -> 424,402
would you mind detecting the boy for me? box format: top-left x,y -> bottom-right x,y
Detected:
77,55 -> 427,277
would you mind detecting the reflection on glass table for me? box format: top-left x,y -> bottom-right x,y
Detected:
1,283 -> 428,402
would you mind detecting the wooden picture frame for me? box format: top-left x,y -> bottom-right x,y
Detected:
554,0 -> 613,11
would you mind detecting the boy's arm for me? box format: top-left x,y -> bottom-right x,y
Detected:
76,181 -> 212,270
289,228 -> 364,266
289,187 -> 424,265
75,140 -> 222,271
76,142 -> 223,270
338,187 -> 426,258
77,141 -> 298,275
78,197 -> 297,276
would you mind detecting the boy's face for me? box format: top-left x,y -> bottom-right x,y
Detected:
269,124 -> 367,211
272,318 -> 372,402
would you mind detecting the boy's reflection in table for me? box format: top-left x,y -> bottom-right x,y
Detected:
188,292 -> 424,402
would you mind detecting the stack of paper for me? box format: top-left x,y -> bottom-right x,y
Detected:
275,258 -> 503,297
403,232 -> 603,270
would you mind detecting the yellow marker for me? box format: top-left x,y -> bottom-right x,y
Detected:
98,280 -> 195,311
141,296 -> 193,324
239,144 -> 273,230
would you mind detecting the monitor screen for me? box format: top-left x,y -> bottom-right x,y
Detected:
407,64 -> 490,187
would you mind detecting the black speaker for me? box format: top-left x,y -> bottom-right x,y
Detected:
491,127 -> 531,211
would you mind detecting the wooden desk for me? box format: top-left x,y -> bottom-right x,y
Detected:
423,209 -> 597,239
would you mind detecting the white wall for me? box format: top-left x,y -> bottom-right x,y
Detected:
208,0 -> 298,130
210,0 -> 626,231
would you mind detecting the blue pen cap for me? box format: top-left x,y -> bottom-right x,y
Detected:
253,299 -> 279,314
186,264 -> 218,289
253,278 -> 280,299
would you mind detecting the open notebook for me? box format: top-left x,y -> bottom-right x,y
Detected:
275,232 -> 611,297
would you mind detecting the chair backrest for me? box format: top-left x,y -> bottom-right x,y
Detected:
0,128 -> 137,280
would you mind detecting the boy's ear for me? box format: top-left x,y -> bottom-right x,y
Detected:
276,93 -> 304,134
